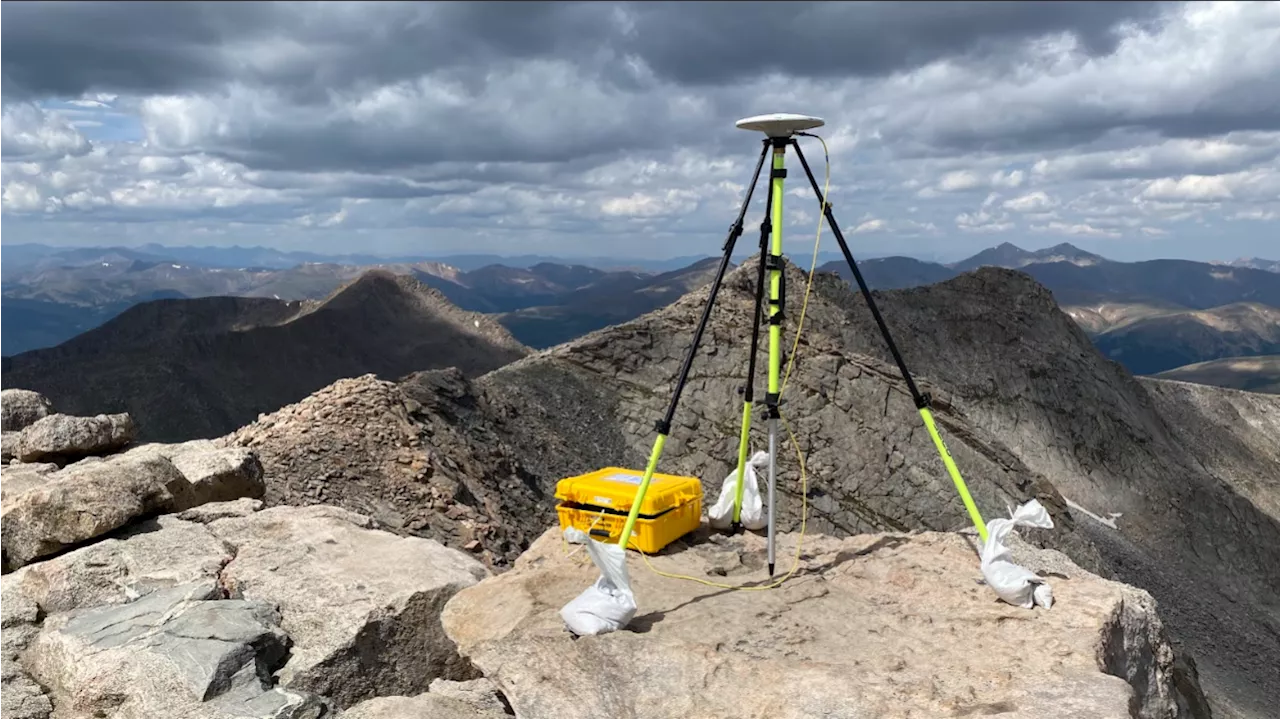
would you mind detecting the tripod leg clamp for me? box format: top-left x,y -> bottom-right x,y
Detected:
724,219 -> 745,252
764,391 -> 781,418
767,257 -> 786,323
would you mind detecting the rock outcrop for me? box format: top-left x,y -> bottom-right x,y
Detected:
342,679 -> 511,718
15,514 -> 233,615
3,485 -> 1214,719
2,499 -> 497,719
813,266 -> 1280,716
0,386 -> 267,570
223,371 -> 551,569
443,526 -> 1208,719
1,440 -> 265,571
209,504 -> 490,709
15,412 -> 136,462
24,580 -> 325,719
1,388 -> 54,432
1,388 -> 59,463
127,439 -> 266,506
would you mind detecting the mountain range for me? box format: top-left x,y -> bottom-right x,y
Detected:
0,241 -> 715,276
1154,355 -> 1280,394
1,252 -> 728,355
4,240 -> 1279,394
3,244 -> 1280,715
1218,257 -> 1280,273
1,272 -> 529,442
817,242 -> 1280,385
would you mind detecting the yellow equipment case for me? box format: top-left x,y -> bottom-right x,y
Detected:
555,467 -> 703,553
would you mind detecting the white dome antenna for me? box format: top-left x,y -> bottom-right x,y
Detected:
735,113 -> 825,138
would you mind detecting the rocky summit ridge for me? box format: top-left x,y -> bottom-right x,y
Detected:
444,526 -> 1206,719
0,387 -> 1211,718
3,255 -> 1278,717
218,258 -> 1277,716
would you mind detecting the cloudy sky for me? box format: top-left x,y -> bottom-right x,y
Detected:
2,1 -> 1278,262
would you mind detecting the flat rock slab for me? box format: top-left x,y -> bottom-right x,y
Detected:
2,444 -> 266,572
209,505 -> 491,709
442,527 -> 1195,719
1,390 -> 53,432
16,412 -> 135,462
177,497 -> 266,524
1,454 -> 193,571
14,515 -> 233,615
0,462 -> 59,505
125,440 -> 266,505
24,580 -> 325,719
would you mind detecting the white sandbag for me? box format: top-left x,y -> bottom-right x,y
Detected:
979,499 -> 1056,610
559,527 -> 637,635
708,450 -> 768,530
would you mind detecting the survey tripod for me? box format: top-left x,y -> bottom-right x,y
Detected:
616,115 -> 989,576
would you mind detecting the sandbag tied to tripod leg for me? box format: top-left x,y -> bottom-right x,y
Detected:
979,499 -> 1056,609
560,528 -> 637,636
709,450 -> 769,531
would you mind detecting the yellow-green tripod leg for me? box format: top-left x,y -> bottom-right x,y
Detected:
617,433 -> 667,551
919,408 -> 988,543
732,401 -> 752,523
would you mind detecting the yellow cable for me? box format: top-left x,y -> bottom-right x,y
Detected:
781,132 -> 829,398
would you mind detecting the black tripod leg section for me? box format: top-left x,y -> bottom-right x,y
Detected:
618,140 -> 770,551
789,139 -> 928,408
656,138 -> 771,433
791,137 -> 991,541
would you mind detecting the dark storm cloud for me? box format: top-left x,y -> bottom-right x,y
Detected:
622,1 -> 1178,85
0,2 -> 621,100
0,2 -> 280,99
2,0 -> 1196,174
2,0 -> 1178,99
888,75 -> 1280,157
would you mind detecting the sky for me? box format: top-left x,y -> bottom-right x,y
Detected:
2,1 -> 1278,264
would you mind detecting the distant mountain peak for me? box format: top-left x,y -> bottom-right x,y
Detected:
317,269 -> 526,349
1223,257 -> 1280,273
948,242 -> 1033,271
2,266 -> 531,442
1032,242 -> 1105,266
1044,242 -> 1085,254
950,241 -> 1106,272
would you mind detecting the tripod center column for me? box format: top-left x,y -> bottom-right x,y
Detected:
766,140 -> 787,412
